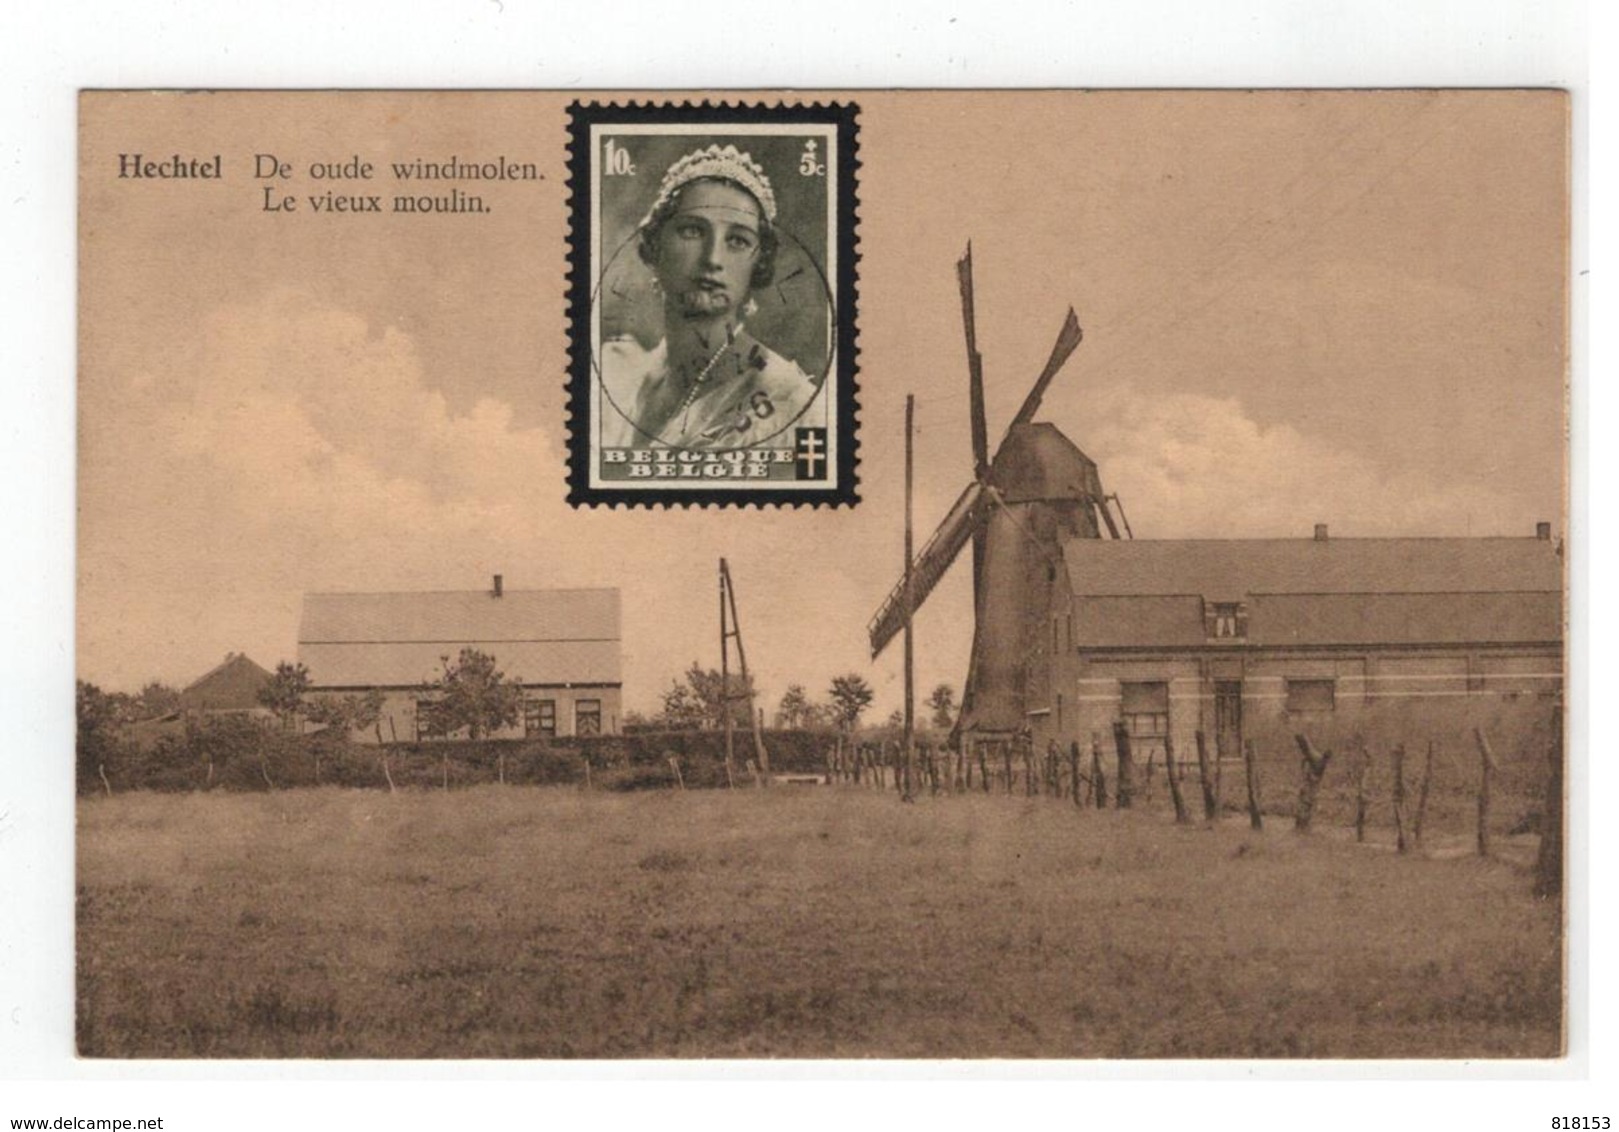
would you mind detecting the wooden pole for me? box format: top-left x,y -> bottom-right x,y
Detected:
1112,722 -> 1134,809
441,750 -> 448,792
1535,710 -> 1564,898
98,762 -> 112,798
902,394 -> 917,801
1069,741 -> 1083,807
1164,733 -> 1190,824
1194,730 -> 1219,822
381,750 -> 395,794
1292,734 -> 1332,833
1243,739 -> 1263,831
583,756 -> 592,790
1091,734 -> 1108,809
1392,743 -> 1409,854
669,755 -> 685,791
721,559 -> 771,776
720,560 -> 735,784
1413,740 -> 1436,847
1474,727 -> 1497,857
1354,745 -> 1371,843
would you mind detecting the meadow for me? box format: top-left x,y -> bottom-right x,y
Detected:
76,785 -> 1561,1058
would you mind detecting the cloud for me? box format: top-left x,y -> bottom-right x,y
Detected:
78,288 -> 575,689
1082,388 -> 1544,539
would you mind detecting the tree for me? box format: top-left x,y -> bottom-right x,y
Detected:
827,673 -> 875,732
134,681 -> 181,721
420,649 -> 522,741
774,684 -> 813,729
885,708 -> 905,730
76,680 -> 130,786
304,688 -> 386,739
659,662 -> 754,731
928,683 -> 958,731
257,661 -> 311,729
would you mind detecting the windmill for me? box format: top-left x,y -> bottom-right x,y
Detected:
866,245 -> 1126,745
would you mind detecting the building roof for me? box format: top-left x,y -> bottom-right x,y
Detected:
298,587 -> 621,689
178,653 -> 274,712
1062,536 -> 1561,600
1062,537 -> 1562,649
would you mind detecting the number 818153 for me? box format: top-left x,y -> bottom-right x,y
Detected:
1553,1119 -> 1610,1129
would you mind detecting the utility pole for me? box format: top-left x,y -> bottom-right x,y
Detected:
719,561 -> 734,785
903,393 -> 916,800
720,558 -> 770,778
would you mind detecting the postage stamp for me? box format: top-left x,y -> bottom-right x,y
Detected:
565,102 -> 860,506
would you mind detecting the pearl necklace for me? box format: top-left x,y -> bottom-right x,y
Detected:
676,336 -> 733,431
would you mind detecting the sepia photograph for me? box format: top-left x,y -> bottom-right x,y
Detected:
74,89 -> 1567,1062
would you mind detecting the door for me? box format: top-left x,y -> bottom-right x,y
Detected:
1214,681 -> 1243,762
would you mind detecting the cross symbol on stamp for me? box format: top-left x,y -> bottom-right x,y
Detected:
795,427 -> 828,480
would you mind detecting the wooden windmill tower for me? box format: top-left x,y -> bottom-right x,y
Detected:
867,246 -> 1126,744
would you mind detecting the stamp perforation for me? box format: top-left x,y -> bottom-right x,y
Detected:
563,99 -> 860,509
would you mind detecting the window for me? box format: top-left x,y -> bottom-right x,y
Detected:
576,699 -> 603,736
414,698 -> 443,741
524,699 -> 557,738
1285,679 -> 1336,712
1120,680 -> 1169,737
1206,601 -> 1247,639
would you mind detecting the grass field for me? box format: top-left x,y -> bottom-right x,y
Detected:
76,785 -> 1562,1058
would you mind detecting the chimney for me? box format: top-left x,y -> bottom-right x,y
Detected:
1536,522 -> 1551,541
492,574 -> 504,598
1313,523 -> 1329,542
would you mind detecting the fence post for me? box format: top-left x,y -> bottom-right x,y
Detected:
1091,734 -> 1108,809
381,749 -> 395,794
1474,727 -> 1497,857
583,755 -> 592,790
1070,741 -> 1083,807
1194,730 -> 1219,822
1292,734 -> 1331,833
1243,739 -> 1263,831
1392,743 -> 1409,854
1112,722 -> 1134,810
1535,712 -> 1564,898
98,762 -> 113,797
669,755 -> 686,791
1353,744 -> 1371,843
1165,733 -> 1190,824
1414,740 -> 1435,847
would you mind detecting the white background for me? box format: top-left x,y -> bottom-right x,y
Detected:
1,1 -> 1602,1127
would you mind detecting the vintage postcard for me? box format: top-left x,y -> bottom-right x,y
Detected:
76,90 -> 1568,1060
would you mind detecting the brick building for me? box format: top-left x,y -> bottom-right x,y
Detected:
1038,525 -> 1563,770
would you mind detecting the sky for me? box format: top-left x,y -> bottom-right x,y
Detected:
76,90 -> 1568,717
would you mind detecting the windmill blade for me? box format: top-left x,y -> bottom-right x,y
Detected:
958,246 -> 990,481
1008,307 -> 1083,430
868,480 -> 985,657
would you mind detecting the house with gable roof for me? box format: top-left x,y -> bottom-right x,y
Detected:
1041,523 -> 1563,770
297,576 -> 622,743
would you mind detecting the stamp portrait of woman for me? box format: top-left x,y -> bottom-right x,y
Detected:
597,144 -> 823,451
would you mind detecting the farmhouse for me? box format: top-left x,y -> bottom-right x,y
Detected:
177,651 -> 276,719
1040,524 -> 1563,768
297,577 -> 622,742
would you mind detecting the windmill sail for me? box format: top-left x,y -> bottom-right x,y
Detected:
868,480 -> 984,657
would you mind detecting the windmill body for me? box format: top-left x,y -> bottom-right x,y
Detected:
958,423 -> 1104,736
867,247 -> 1122,747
